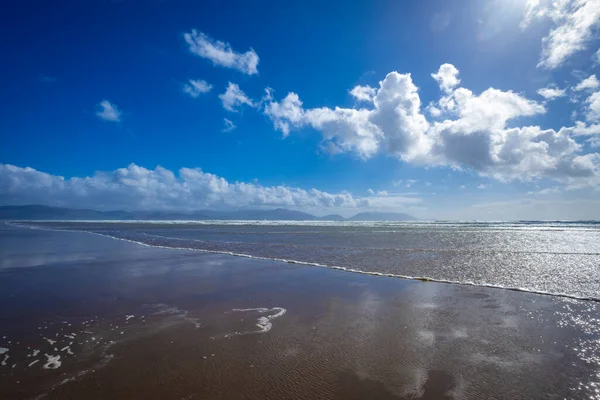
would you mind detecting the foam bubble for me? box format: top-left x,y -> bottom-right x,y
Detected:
227,307 -> 287,336
43,354 -> 61,369
0,347 -> 8,354
44,337 -> 56,345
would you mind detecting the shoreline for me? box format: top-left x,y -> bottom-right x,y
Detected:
7,221 -> 600,303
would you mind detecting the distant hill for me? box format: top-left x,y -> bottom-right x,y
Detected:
0,205 -> 416,221
319,214 -> 345,221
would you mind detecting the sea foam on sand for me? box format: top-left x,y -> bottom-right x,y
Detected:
43,354 -> 62,369
227,307 -> 287,337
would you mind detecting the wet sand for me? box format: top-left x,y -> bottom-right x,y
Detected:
0,224 -> 599,399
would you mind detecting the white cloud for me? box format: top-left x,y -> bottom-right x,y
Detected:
0,163 -> 372,212
183,79 -> 212,98
521,0 -> 600,69
574,74 -> 600,91
431,63 -> 461,93
537,186 -> 562,194
594,49 -> 600,65
350,85 -> 377,102
219,82 -> 255,112
222,118 -> 236,132
477,184 -> 489,189
377,190 -> 388,196
367,188 -> 375,195
537,86 -> 566,99
585,91 -> 600,121
262,63 -> 600,188
96,100 -> 122,122
263,91 -> 305,137
427,103 -> 442,117
183,30 -> 259,75
589,136 -> 600,147
459,185 -> 466,189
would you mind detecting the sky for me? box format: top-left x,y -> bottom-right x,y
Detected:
1,0 -> 600,220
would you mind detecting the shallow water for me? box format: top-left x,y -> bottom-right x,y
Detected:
10,220 -> 600,300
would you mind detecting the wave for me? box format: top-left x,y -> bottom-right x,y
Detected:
6,221 -> 600,303
9,219 -> 600,231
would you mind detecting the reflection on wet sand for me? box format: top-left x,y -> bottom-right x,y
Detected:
337,369 -> 456,400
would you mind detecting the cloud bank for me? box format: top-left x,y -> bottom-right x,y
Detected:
0,163 -> 379,212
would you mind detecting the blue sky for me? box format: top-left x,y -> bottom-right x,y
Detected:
1,0 -> 600,220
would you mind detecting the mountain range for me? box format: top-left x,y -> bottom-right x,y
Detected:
0,205 -> 416,221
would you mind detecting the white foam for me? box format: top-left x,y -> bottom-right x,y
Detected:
1,354 -> 8,366
43,354 -> 62,369
125,315 -> 135,321
28,360 -> 39,367
64,334 -> 75,339
44,337 -> 56,345
227,307 -> 287,337
0,347 -> 8,354
32,349 -> 40,357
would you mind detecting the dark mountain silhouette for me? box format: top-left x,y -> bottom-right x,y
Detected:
0,205 -> 416,221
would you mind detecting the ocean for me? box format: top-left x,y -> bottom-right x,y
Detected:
8,220 -> 600,300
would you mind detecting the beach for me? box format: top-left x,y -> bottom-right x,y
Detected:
1,223 -> 599,399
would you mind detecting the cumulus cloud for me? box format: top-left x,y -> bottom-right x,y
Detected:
0,163 -> 372,212
574,74 -> 600,91
585,91 -> 600,121
183,79 -> 212,98
219,82 -> 255,112
521,0 -> 600,69
262,63 -> 600,188
263,91 -> 306,137
431,63 -> 461,93
222,118 -> 236,132
350,85 -> 377,102
183,30 -> 259,75
96,100 -> 122,122
537,86 -> 566,99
